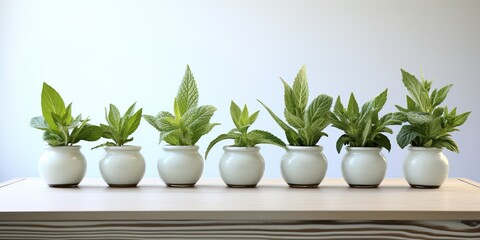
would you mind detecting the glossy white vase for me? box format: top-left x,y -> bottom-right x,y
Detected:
158,145 -> 204,187
38,146 -> 86,187
403,147 -> 449,188
219,146 -> 265,188
99,146 -> 146,187
342,147 -> 387,188
280,146 -> 328,187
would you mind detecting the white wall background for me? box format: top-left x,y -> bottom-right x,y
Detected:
0,0 -> 479,183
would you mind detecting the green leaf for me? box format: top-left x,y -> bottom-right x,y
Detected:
280,78 -> 296,114
373,133 -> 391,151
248,111 -> 259,125
205,133 -> 236,159
284,109 -> 304,129
333,96 -> 345,115
247,130 -> 286,148
432,84 -> 452,108
453,111 -> 470,127
74,124 -> 103,143
176,65 -> 199,115
43,130 -> 65,146
373,89 -> 388,110
292,65 -> 309,116
346,93 -> 359,119
396,125 -> 422,149
230,100 -> 242,130
30,116 -> 49,130
41,82 -> 66,131
92,142 -> 117,150
406,112 -> 432,124
124,102 -> 137,117
336,134 -> 350,153
258,100 -> 299,145
306,94 -> 333,123
108,104 -> 121,129
125,108 -> 143,137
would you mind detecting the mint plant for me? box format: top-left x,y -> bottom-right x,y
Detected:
329,89 -> 403,153
30,82 -> 103,146
205,101 -> 286,159
143,65 -> 218,145
93,103 -> 142,149
258,65 -> 333,146
396,69 -> 470,152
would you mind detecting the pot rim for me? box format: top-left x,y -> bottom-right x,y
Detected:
407,146 -> 443,151
163,145 -> 199,151
286,145 -> 323,151
45,145 -> 81,149
346,146 -> 383,151
223,145 -> 260,152
104,145 -> 142,151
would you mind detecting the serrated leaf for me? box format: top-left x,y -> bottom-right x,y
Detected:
432,84 -> 452,108
176,65 -> 199,115
307,94 -> 332,123
258,100 -> 299,145
43,130 -> 65,146
292,65 -> 309,116
373,89 -> 388,110
333,96 -> 345,115
248,130 -> 286,148
284,109 -> 304,129
396,125 -> 422,149
280,78 -> 296,114
347,93 -> 359,119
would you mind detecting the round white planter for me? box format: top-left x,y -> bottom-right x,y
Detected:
280,146 -> 328,188
403,147 -> 449,188
99,146 -> 146,187
341,147 -> 387,188
38,146 -> 86,187
219,146 -> 265,188
158,145 -> 204,187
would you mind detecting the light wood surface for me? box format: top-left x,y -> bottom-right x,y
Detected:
0,178 -> 479,221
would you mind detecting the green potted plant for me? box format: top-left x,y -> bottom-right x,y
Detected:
329,89 -> 402,188
93,103 -> 145,187
30,82 -> 103,187
205,101 -> 286,188
143,65 -> 218,187
258,65 -> 332,187
396,69 -> 470,188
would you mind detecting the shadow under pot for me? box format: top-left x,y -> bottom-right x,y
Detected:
38,145 -> 87,187
157,145 -> 204,187
341,147 -> 387,188
403,147 -> 448,189
219,146 -> 265,188
280,146 -> 328,188
99,146 -> 146,187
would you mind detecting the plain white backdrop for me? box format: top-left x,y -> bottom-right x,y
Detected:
0,0 -> 479,183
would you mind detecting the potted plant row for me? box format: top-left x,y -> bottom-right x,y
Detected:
30,67 -> 470,189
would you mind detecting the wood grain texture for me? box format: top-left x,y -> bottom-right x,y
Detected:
0,220 -> 479,239
0,178 -> 479,221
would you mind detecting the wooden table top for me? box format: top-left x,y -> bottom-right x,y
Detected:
1,178 -> 479,221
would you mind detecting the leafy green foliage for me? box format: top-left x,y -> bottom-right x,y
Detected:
205,101 -> 286,159
329,89 -> 403,153
143,65 -> 219,145
92,103 -> 143,149
396,69 -> 470,152
30,82 -> 103,146
258,65 -> 333,146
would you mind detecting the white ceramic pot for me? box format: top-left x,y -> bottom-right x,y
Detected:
219,146 -> 265,188
341,147 -> 387,188
38,146 -> 87,187
99,146 -> 146,187
280,146 -> 328,187
158,145 -> 204,187
403,147 -> 449,188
